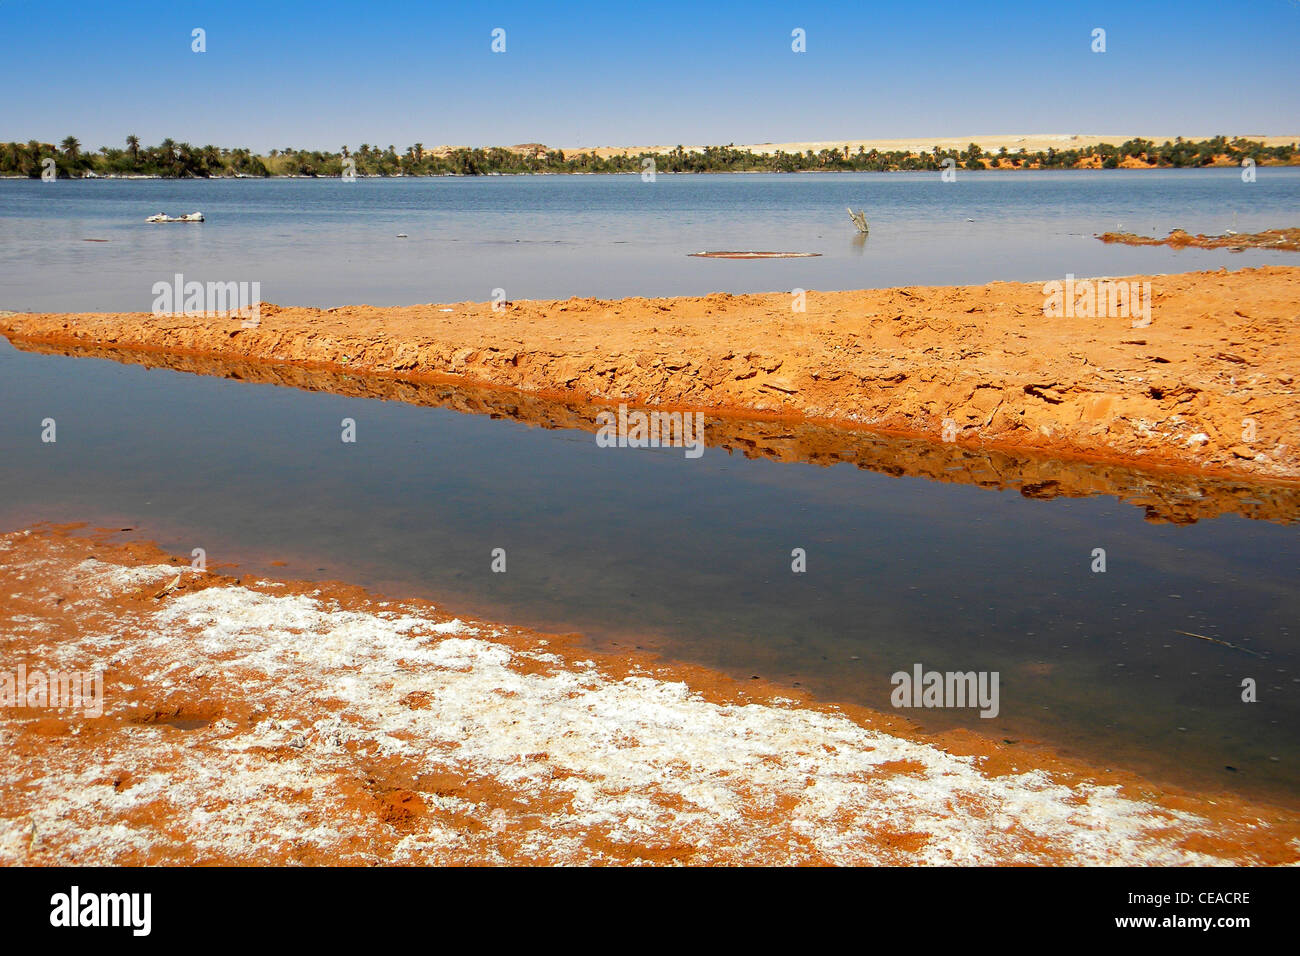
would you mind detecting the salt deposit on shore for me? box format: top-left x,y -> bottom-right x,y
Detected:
2,527 -> 1297,865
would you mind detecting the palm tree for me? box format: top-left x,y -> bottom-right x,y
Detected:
23,140 -> 40,176
60,136 -> 81,160
413,143 -> 424,162
3,141 -> 21,173
176,142 -> 195,175
126,134 -> 140,162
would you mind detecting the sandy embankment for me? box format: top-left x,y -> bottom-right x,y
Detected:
2,526 -> 1298,866
3,266 -> 1299,481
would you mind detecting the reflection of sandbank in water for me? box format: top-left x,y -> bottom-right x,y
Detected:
595,404 -> 705,458
14,338 -> 1300,527
3,525 -> 1298,865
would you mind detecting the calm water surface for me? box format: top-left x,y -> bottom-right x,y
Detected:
1,339 -> 1296,808
2,169 -> 1299,311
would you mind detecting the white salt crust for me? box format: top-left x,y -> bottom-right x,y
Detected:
0,552 -> 1285,865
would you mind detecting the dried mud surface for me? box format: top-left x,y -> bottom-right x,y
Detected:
3,266 -> 1298,481
3,525 -> 1298,866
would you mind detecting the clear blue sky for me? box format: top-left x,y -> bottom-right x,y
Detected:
2,0 -> 1297,151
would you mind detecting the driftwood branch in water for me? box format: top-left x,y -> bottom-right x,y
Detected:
1173,630 -> 1262,657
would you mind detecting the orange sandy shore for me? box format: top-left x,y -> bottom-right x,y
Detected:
3,266 -> 1298,482
1,525 -> 1299,866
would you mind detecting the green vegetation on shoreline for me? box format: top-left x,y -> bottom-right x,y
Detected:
3,135 -> 1297,179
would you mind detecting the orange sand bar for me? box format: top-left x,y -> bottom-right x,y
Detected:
3,266 -> 1298,481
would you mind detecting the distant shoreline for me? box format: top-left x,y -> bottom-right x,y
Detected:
5,134 -> 1297,179
4,164 -> 1299,182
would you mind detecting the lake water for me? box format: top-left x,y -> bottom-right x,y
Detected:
1,338 -> 1297,808
2,170 -> 1298,810
2,169 -> 1300,312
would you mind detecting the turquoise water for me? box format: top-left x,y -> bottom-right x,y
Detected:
2,169 -> 1299,312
